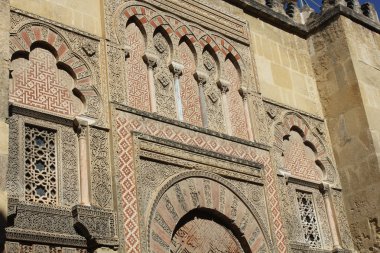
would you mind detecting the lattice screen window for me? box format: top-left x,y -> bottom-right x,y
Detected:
24,124 -> 57,204
296,190 -> 321,248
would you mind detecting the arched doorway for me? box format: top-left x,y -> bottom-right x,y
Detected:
146,171 -> 272,253
170,208 -> 249,252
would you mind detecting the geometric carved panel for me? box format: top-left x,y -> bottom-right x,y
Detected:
283,130 -> 323,182
224,59 -> 248,139
178,41 -> 202,126
125,23 -> 150,111
10,48 -> 83,117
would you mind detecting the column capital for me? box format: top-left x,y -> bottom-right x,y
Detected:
239,86 -> 249,100
319,182 -> 331,196
169,62 -> 184,77
194,70 -> 209,87
74,118 -> 89,139
217,79 -> 230,94
143,52 -> 159,69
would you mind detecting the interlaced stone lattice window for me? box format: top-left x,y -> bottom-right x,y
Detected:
25,125 -> 57,204
296,190 -> 321,248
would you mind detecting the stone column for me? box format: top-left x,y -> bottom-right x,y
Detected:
194,71 -> 209,128
77,123 -> 90,206
319,183 -> 342,251
170,62 -> 184,121
0,0 -> 10,252
239,87 -> 254,141
217,79 -> 232,135
143,53 -> 158,113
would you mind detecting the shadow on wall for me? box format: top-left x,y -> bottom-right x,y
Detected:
0,208 -> 5,253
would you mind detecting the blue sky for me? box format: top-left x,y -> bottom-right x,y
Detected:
305,0 -> 380,14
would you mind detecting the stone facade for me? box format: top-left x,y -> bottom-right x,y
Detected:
0,0 -> 379,253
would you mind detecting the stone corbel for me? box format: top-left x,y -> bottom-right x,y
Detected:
143,52 -> 159,112
194,70 -> 209,127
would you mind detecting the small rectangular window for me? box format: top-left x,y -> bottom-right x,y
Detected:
296,190 -> 321,248
24,124 -> 57,204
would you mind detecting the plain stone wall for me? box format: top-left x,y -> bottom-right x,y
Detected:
342,17 -> 380,251
247,16 -> 322,116
10,0 -> 103,36
0,0 -> 9,251
310,16 -> 380,252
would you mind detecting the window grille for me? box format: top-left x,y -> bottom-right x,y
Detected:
24,125 -> 57,204
296,190 -> 321,248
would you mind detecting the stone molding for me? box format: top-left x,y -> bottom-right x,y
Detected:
231,0 -> 380,38
113,102 -> 270,150
6,198 -> 118,250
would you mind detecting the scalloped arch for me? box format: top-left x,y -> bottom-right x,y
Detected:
274,112 -> 338,184
147,170 -> 273,253
9,23 -> 101,122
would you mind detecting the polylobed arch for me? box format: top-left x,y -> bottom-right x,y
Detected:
146,170 -> 273,253
9,23 -> 101,122
274,112 -> 338,184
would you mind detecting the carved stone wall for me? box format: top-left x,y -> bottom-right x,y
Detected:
7,113 -> 80,206
178,41 -> 202,126
3,0 -> 368,252
114,107 -> 273,252
125,23 -> 150,111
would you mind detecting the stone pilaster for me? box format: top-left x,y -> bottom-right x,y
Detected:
143,52 -> 158,113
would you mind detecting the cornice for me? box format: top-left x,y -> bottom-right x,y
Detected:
228,0 -> 380,38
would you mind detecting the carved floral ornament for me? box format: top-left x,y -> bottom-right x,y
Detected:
113,1 -> 252,91
9,22 -> 102,124
273,112 -> 338,186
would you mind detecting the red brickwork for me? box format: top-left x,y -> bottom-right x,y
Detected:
125,23 -> 150,111
10,48 -> 83,117
265,163 -> 287,253
10,25 -> 92,88
178,42 -> 202,126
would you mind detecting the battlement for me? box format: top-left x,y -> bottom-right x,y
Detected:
230,0 -> 380,37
